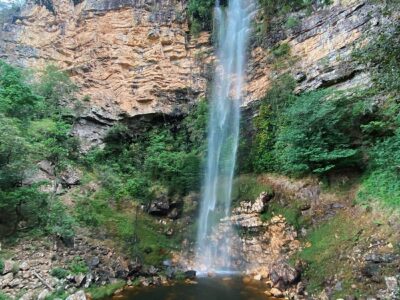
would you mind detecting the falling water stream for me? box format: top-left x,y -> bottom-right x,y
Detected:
195,0 -> 255,273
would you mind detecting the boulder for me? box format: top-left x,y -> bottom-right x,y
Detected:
270,287 -> 284,298
74,273 -> 86,287
2,260 -> 14,274
0,272 -> 14,288
167,207 -> 180,219
88,257 -> 100,268
269,262 -> 299,289
184,270 -> 196,280
19,261 -> 29,271
148,196 -> 170,216
60,167 -> 82,187
37,289 -> 50,300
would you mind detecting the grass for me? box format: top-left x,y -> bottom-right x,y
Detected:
358,170 -> 400,209
0,292 -> 10,300
295,213 -> 360,296
231,175 -> 273,207
86,281 -> 125,299
45,291 -> 69,300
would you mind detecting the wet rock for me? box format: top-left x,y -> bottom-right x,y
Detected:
270,287 -> 284,298
270,263 -> 299,289
253,274 -> 262,281
184,270 -> 196,280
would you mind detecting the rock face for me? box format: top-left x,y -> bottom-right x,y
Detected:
0,0 -> 210,149
0,0 -> 396,150
244,1 -> 397,106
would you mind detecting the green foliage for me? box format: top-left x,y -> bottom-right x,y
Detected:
187,0 -> 214,33
0,259 -> 4,274
50,267 -> 69,279
75,195 -> 180,265
0,61 -> 77,237
0,61 -> 42,120
354,25 -> 400,93
285,16 -> 300,29
271,42 -> 291,58
276,89 -> 365,176
0,292 -> 10,300
68,256 -> 89,274
86,281 -> 125,300
45,200 -> 75,238
94,100 -> 208,202
297,214 -> 358,294
258,0 -> 332,25
245,74 -> 296,173
260,201 -> 309,230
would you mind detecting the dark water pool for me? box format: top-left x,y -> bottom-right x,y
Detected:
109,277 -> 276,300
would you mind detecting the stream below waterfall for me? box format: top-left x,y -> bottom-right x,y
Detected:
103,277 -> 277,300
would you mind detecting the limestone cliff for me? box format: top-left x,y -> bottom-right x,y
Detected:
244,0 -> 398,106
0,0 -> 397,149
0,0 -> 211,150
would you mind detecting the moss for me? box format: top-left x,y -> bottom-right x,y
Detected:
260,200 -> 309,230
86,281 -> 125,300
296,213 -> 360,295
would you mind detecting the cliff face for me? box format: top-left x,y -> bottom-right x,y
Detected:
0,0 -> 396,148
244,0 -> 397,106
0,0 -> 211,149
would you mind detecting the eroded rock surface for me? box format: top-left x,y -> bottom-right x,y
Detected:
0,0 -> 210,149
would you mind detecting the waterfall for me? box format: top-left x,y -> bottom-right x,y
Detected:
195,0 -> 255,273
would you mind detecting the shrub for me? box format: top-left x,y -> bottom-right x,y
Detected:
187,0 -> 214,32
68,257 -> 88,274
275,89 -> 365,176
285,16 -> 300,29
86,281 -> 125,300
50,267 -> 69,279
272,42 -> 291,58
0,259 -> 4,274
